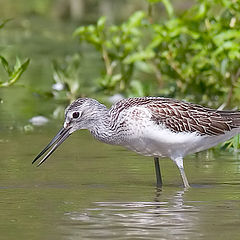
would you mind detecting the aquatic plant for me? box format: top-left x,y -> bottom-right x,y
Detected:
0,19 -> 29,88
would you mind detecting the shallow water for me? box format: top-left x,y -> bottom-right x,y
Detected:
1,125 -> 240,240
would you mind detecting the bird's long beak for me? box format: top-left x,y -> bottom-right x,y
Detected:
32,127 -> 71,167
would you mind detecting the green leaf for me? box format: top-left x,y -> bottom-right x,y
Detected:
9,58 -> 30,84
0,58 -> 30,87
0,56 -> 11,75
14,57 -> 22,70
213,30 -> 240,46
135,61 -> 155,74
87,25 -> 97,33
97,16 -> 106,31
124,50 -> 155,64
0,19 -> 11,29
126,11 -> 146,29
196,3 -> 207,19
111,74 -> 122,85
73,26 -> 86,36
161,0 -> 174,18
233,134 -> 240,150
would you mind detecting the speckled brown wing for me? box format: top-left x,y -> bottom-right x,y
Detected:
147,100 -> 240,136
111,97 -> 240,136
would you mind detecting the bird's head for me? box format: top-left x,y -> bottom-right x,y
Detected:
64,98 -> 103,134
32,98 -> 105,167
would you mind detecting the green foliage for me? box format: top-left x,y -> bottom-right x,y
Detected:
74,0 -> 240,106
152,0 -> 240,105
52,54 -> 82,102
74,11 -> 151,96
221,134 -> 240,152
0,19 -> 29,88
0,57 -> 30,87
0,19 -> 11,29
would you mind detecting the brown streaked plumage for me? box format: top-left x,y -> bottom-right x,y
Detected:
111,97 -> 240,136
33,97 -> 240,189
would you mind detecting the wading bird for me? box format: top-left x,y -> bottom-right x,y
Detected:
33,97 -> 240,188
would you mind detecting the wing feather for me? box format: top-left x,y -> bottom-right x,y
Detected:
110,97 -> 240,136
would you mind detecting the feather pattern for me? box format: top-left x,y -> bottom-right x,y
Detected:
110,97 -> 240,136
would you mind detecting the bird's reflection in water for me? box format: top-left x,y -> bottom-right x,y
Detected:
62,188 -> 200,240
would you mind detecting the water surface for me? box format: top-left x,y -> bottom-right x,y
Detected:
1,125 -> 240,240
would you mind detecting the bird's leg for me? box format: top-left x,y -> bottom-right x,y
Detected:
154,157 -> 162,188
172,157 -> 190,189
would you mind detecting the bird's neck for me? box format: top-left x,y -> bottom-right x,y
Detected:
88,104 -> 117,145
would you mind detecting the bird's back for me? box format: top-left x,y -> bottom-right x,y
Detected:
110,97 -> 240,136
108,97 -> 240,158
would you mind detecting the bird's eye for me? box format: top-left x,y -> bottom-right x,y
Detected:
72,112 -> 80,119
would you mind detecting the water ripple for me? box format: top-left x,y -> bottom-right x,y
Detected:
62,191 -> 200,240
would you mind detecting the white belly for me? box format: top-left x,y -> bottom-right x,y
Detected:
111,106 -> 240,160
122,125 -> 240,160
